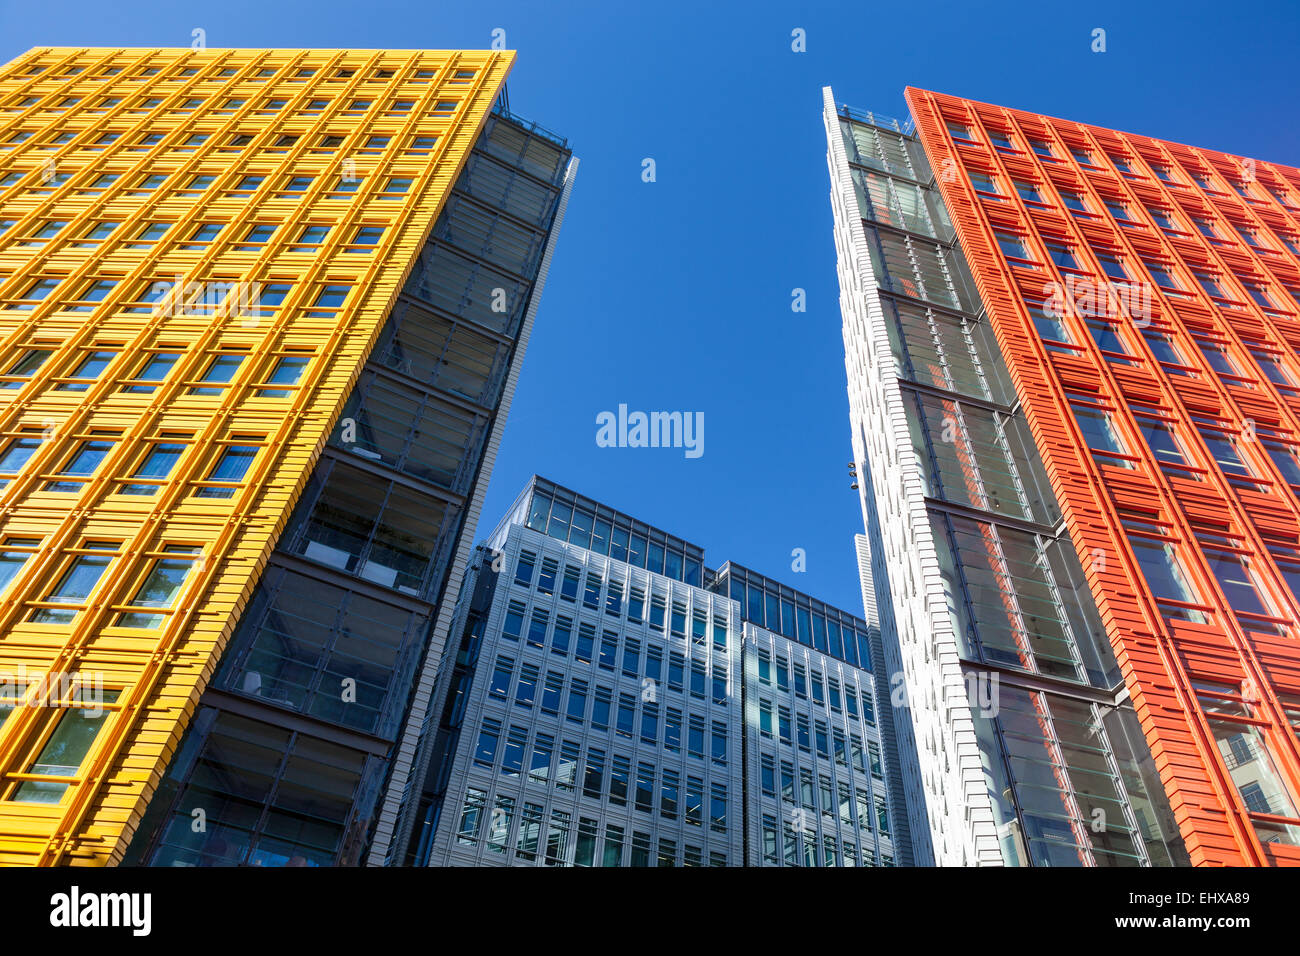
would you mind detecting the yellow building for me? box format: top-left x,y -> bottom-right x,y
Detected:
0,46 -> 523,865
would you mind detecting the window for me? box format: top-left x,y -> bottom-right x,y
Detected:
1208,720 -> 1299,822
488,658 -> 512,699
1072,407 -> 1128,462
122,352 -> 180,393
968,171 -> 1000,195
995,230 -> 1030,261
1141,330 -> 1188,370
641,703 -> 659,744
1127,532 -> 1202,619
307,285 -> 350,316
1094,251 -> 1129,281
13,277 -> 61,309
193,440 -> 260,498
1058,189 -> 1088,214
30,542 -> 118,624
606,579 -> 624,616
1196,339 -> 1241,378
54,350 -> 116,391
249,356 -> 310,400
46,437 -> 115,492
527,732 -> 552,784
1196,425 -> 1254,481
1087,318 -> 1130,356
1137,417 -> 1193,470
551,616 -> 572,656
616,694 -> 636,738
238,224 -> 276,250
455,789 -> 486,845
329,173 -> 361,197
115,545 -> 201,628
1044,240 -> 1078,270
1196,271 -> 1227,299
119,440 -> 186,495
20,221 -> 69,247
71,222 -> 119,248
1,349 -> 52,388
1191,217 -> 1219,242
1110,154 -> 1134,175
292,224 -> 330,252
0,432 -> 42,488
250,283 -> 292,317
1014,180 -> 1043,203
1147,206 -> 1176,231
379,177 -> 412,198
127,222 -> 168,249
1028,301 -> 1071,344
1245,284 -> 1278,312
188,353 -> 245,395
514,551 -> 535,586
0,538 -> 39,595
710,784 -> 727,832
1143,260 -> 1181,291
346,226 -> 383,252
9,688 -> 122,804
527,614 -> 549,651
501,726 -> 527,777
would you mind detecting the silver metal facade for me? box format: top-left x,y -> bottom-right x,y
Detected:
429,521 -> 745,866
742,622 -> 900,866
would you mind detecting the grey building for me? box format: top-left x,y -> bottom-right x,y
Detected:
419,476 -> 910,866
715,561 -> 910,867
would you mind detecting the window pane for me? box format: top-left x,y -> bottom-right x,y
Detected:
13,691 -> 121,803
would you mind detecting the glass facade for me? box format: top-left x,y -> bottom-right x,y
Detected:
711,562 -> 872,670
516,481 -> 705,587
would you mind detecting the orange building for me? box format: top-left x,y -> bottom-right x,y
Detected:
829,85 -> 1300,866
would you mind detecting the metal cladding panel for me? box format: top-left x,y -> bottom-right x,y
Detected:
824,86 -> 998,867
0,47 -> 511,865
908,86 -> 1300,866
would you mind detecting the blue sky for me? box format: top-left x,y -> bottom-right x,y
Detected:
3,0 -> 1297,613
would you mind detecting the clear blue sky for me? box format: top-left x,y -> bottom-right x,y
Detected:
4,0 -> 1297,614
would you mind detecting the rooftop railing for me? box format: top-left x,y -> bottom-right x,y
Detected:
838,103 -> 916,137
